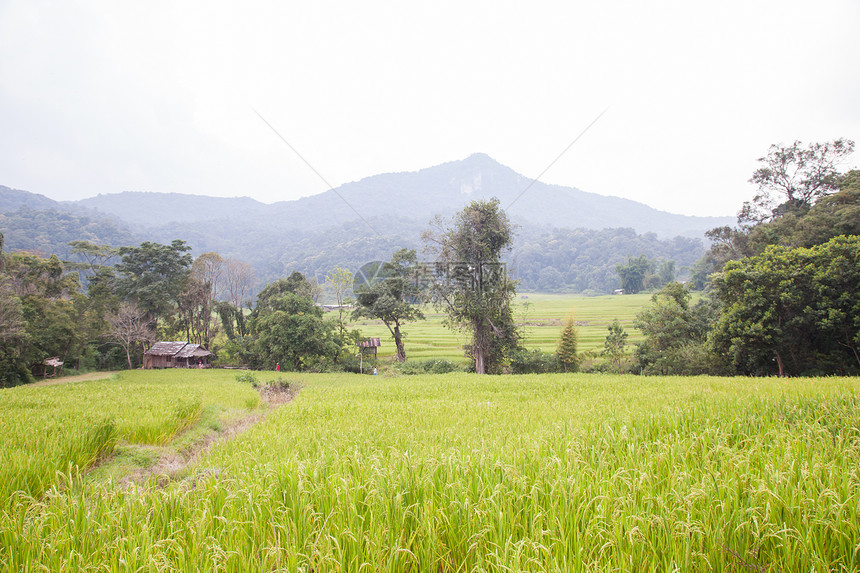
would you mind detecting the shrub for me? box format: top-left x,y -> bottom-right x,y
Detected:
508,349 -> 559,374
234,371 -> 259,387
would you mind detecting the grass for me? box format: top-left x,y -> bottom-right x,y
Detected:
1,371 -> 858,571
0,370 -> 260,506
348,292 -> 652,363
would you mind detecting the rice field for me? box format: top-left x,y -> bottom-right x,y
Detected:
2,370 -> 859,571
0,370 -> 260,507
349,292 -> 652,362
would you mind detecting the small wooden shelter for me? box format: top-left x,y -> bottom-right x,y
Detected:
357,337 -> 381,373
144,341 -> 214,369
43,356 -> 64,377
358,337 -> 381,358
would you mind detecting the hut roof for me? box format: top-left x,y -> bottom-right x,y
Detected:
175,344 -> 213,359
358,337 -> 381,348
145,341 -> 212,358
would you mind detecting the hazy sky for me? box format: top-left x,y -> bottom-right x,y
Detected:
2,1 -> 858,218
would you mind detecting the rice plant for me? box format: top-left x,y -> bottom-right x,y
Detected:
1,372 -> 858,572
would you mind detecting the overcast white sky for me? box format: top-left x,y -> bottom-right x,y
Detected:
1,1 -> 858,217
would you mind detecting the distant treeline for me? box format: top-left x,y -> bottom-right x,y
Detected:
1,204 -> 703,296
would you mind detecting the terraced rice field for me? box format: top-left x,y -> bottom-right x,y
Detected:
349,292 -> 652,362
1,370 -> 858,571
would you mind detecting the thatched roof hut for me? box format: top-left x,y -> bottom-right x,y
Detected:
144,342 -> 213,369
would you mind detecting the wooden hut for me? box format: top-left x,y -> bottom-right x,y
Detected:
358,337 -> 381,358
144,342 -> 214,369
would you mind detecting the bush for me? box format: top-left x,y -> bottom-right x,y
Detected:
234,371 -> 259,387
508,349 -> 559,374
392,358 -> 463,376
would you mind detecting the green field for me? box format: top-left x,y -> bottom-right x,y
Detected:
2,370 -> 859,571
348,292 -> 652,363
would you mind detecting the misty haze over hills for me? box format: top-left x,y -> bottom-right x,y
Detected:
1,154 -> 732,293
67,153 -> 732,237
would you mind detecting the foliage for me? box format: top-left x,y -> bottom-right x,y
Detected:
234,370 -> 259,387
513,227 -> 701,293
614,254 -> 653,294
710,235 -> 860,376
251,292 -> 338,371
0,206 -> 135,260
114,240 -> 193,332
508,348 -> 559,374
740,138 -> 855,224
602,318 -> 629,373
633,283 -> 713,375
424,198 -> 520,374
391,358 -> 462,375
555,314 -> 580,372
0,277 -> 30,387
352,249 -> 425,362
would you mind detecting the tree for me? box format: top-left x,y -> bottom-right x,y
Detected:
114,240 -> 193,332
176,275 -> 218,347
615,255 -> 653,294
175,252 -> 224,348
424,198 -> 519,374
740,138 -> 854,225
710,236 -> 860,376
255,271 -> 319,313
634,283 -> 712,375
107,302 -> 155,369
324,266 -> 353,338
352,249 -> 425,362
223,258 -> 255,309
252,292 -> 337,370
67,240 -> 119,281
0,278 -> 30,387
602,319 -> 628,373
556,314 -> 580,373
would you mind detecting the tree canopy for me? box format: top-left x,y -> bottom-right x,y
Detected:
352,249 -> 425,362
424,198 -> 520,374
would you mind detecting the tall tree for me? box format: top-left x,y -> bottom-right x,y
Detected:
740,138 -> 854,224
107,302 -> 155,369
556,313 -> 580,373
615,255 -> 653,294
602,319 -> 629,373
710,236 -> 860,376
634,283 -> 712,375
223,258 -> 255,309
114,240 -> 193,332
424,198 -> 519,374
67,240 -> 119,280
324,266 -> 353,338
352,249 -> 425,362
252,292 -> 337,370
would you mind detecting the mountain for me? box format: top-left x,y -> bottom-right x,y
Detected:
0,185 -> 59,213
263,153 -> 732,237
74,192 -> 273,228
1,154 -> 731,293
71,154 -> 733,237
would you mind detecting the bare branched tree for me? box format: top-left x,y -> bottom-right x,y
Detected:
108,302 -> 155,369
224,258 -> 255,309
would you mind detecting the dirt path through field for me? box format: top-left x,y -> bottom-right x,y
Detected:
124,383 -> 299,487
31,371 -> 118,387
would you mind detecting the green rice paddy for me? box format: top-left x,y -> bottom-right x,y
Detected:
349,292 -> 651,362
1,370 -> 858,571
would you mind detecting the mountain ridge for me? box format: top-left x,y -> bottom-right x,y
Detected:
57,153 -> 732,237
